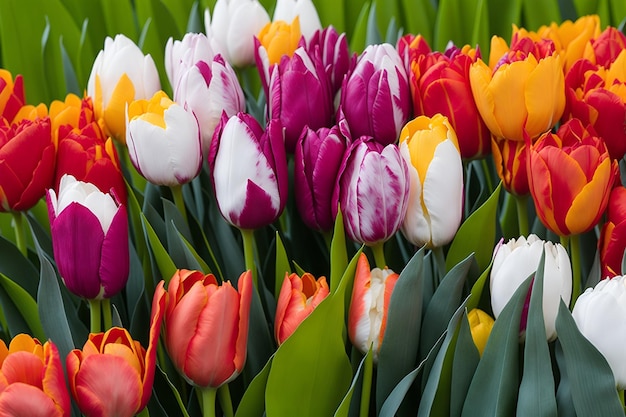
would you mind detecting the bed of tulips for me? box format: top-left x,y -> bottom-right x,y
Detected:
0,0 -> 626,416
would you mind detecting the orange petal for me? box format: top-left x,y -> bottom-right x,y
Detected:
490,60 -> 533,141
41,342 -> 70,416
524,55 -> 564,139
469,61 -> 504,138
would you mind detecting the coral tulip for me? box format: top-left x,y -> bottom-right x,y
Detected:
598,186 -> 626,278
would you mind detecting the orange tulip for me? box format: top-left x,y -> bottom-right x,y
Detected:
0,334 -> 70,416
274,272 -> 329,344
528,119 -> 618,236
155,269 -> 253,388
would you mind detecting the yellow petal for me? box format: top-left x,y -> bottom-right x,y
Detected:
469,60 -> 505,138
524,55 -> 565,139
490,60 -> 533,141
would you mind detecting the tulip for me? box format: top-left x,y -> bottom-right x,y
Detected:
490,234 -> 572,341
467,308 -> 494,357
0,116 -> 55,212
87,34 -> 160,142
256,17 -> 302,68
572,275 -> 626,389
155,269 -> 253,388
205,0 -> 270,67
0,334 -> 70,416
399,114 -> 463,248
334,136 -> 410,246
397,34 -> 431,76
294,125 -> 348,232
409,42 -> 492,160
492,137 -> 530,196
0,70 -> 26,123
172,53 -> 246,157
306,26 -> 355,97
47,174 -> 129,300
527,119 -> 618,237
275,272 -> 329,344
470,36 -> 565,141
582,26 -> 626,68
598,186 -> 626,278
272,0 -> 322,41
348,253 -> 399,362
165,32 -> 215,91
67,307 -> 163,417
126,91 -> 202,186
267,46 -> 334,152
208,113 -> 288,230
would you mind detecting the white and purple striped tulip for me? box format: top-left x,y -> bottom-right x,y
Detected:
294,125 -> 348,231
306,26 -> 356,98
339,43 -> 411,146
333,136 -> 410,245
268,46 -> 334,153
47,174 -> 129,300
208,113 -> 288,230
165,33 -> 215,91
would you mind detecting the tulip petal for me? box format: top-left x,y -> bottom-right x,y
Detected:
0,383 -> 63,417
99,207 -> 129,298
524,56 -> 564,138
469,60 -> 505,139
490,60 -> 532,141
348,254 -> 372,354
42,342 -> 70,416
1,352 -> 44,388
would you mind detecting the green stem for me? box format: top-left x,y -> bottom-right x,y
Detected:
619,390 -> 624,410
240,229 -> 257,287
432,246 -> 446,282
480,158 -> 494,193
88,299 -> 102,333
201,387 -> 217,417
170,184 -> 188,224
102,298 -> 113,330
217,384 -> 234,417
570,234 -> 581,308
370,242 -> 386,269
515,194 -> 529,236
12,212 -> 27,257
359,347 -> 374,417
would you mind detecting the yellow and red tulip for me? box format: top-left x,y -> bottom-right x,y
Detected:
492,137 -> 531,196
582,25 -> 626,67
0,70 -> 26,123
599,186 -> 626,279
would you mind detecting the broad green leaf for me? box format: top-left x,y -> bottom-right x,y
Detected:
100,0 -> 138,40
450,310 -> 480,417
161,0 -> 195,33
349,2 -> 371,53
399,0 -> 435,43
275,231 -> 291,297
154,365 -> 191,417
330,208 -> 348,293
165,219 -> 206,273
0,234 -> 38,298
235,356 -> 273,417
140,212 -> 177,283
554,339 -> 576,417
433,0 -> 464,51
373,0 -> 400,43
60,38 -> 80,95
523,0 -> 561,30
186,1 -> 204,33
333,352 -> 370,417
558,0 -> 579,21
609,0 -> 626,26
0,273 -> 45,341
487,0 -> 522,40
316,0 -> 346,34
446,183 -> 501,273
245,285 -> 275,379
554,301 -> 625,416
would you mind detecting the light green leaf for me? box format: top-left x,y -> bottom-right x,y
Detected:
349,2 -> 371,53
330,208 -> 348,293
100,0 -> 138,40
235,356 -> 273,417
141,212 -> 177,283
161,0 -> 195,34
0,273 -> 45,341
275,231 -> 291,297
316,0 -> 345,34
399,0 -> 435,43
523,0 -> 561,31
333,351 -> 370,417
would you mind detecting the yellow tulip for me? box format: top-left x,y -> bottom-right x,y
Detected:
467,308 -> 495,356
257,17 -> 302,65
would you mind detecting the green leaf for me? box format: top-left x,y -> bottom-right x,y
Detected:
141,212 -> 177,283
523,0 -> 561,30
466,260 -> 492,311
365,3 -> 382,47
330,208 -> 348,293
349,2 -> 371,53
399,0 -> 435,43
235,356 -> 273,417
0,234 -> 39,298
446,183 -> 501,273
316,0 -> 345,34
450,310 -> 480,417
333,351 -> 370,417
554,301 -> 625,416
373,0 -> 400,43
275,231 -> 291,297
100,0 -> 138,40
0,273 -> 45,341
161,0 -> 195,34
487,0 -> 522,40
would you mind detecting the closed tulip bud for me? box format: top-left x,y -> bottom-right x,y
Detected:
126,91 -> 202,186
275,272 -> 329,345
399,114 -> 463,248
467,308 -> 495,357
273,0 -> 322,41
334,136 -> 410,246
598,186 -> 626,278
268,47 -> 334,153
87,34 -> 160,142
340,43 -> 411,145
47,174 -> 129,299
470,37 -> 565,141
173,54 -> 246,157
0,116 -> 55,212
348,253 -> 399,362
165,33 -> 215,91
528,119 -> 618,237
155,269 -> 253,388
306,26 -> 355,97
0,70 -> 26,123
583,26 -> 626,68
205,0 -> 270,67
209,113 -> 288,230
490,234 -> 572,341
294,126 -> 348,231
0,335 -> 70,416
492,137 -> 531,196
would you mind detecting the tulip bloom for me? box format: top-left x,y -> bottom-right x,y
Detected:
334,136 -> 410,246
0,335 -> 69,416
470,36 -> 565,141
348,253 -> 399,362
490,234 -> 572,341
598,186 -> 626,278
340,43 -> 411,145
467,308 -> 494,357
399,114 -> 463,248
492,137 -> 531,196
205,0 -> 270,67
528,119 -> 618,237
267,47 -> 334,152
47,174 -> 129,300
257,17 -> 302,66
275,272 -> 329,344
155,269 -> 253,388
294,126 -> 348,231
306,26 -> 355,97
0,116 -> 55,212
87,34 -> 160,142
0,70 -> 26,123
209,113 -> 288,230
126,91 -> 202,186
582,26 -> 626,67
272,0 -> 322,41
165,33 -> 215,91
67,317 -> 163,417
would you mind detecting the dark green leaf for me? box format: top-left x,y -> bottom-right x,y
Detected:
450,310 -> 480,417
399,0 -> 435,43
275,231 -> 291,297
523,0 -> 561,30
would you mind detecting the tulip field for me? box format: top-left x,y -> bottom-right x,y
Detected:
1,0 -> 626,416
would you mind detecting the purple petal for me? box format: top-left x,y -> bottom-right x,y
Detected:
231,180 -> 279,229
99,206 -> 129,298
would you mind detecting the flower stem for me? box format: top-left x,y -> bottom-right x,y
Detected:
515,194 -> 529,236
217,384 -> 234,417
88,299 -> 101,333
201,387 -> 217,417
359,347 -> 374,417
432,246 -> 446,281
570,233 -> 582,308
370,242 -> 386,269
240,229 -> 257,287
170,184 -> 188,224
11,211 -> 27,257
102,298 -> 113,330
480,158 -> 494,193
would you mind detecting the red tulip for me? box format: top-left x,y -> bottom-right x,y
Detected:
599,186 -> 626,278
0,70 -> 26,123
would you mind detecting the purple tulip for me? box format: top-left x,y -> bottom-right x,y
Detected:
306,26 -> 355,97
268,47 -> 334,153
339,43 -> 411,146
47,174 -> 129,299
294,125 -> 348,231
333,136 -> 410,245
208,113 -> 288,230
